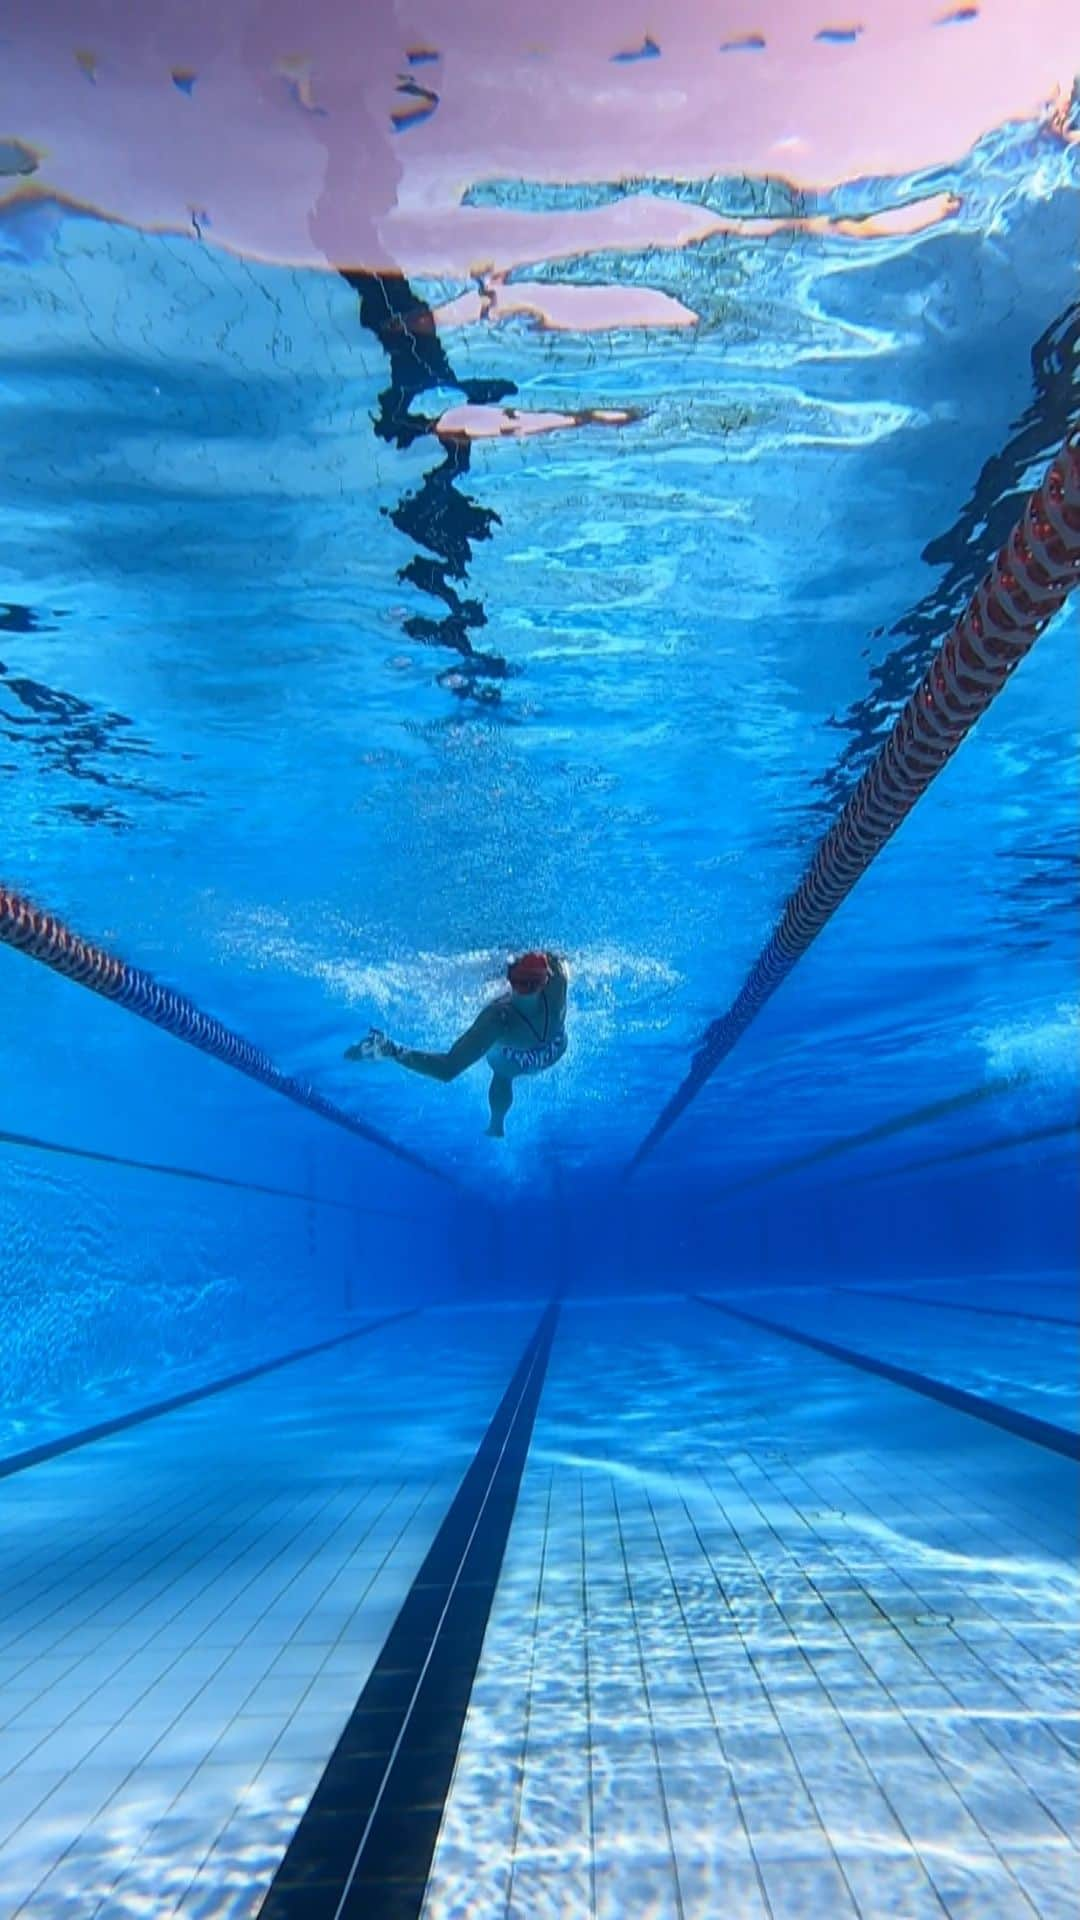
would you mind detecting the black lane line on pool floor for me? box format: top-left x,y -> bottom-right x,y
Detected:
692,1296 -> 1080,1463
0,1310 -> 420,1483
830,1285 -> 1078,1330
0,1125 -> 414,1216
258,1301 -> 561,1920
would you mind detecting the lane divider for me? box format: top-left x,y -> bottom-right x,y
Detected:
629,435 -> 1080,1173
0,886 -> 450,1184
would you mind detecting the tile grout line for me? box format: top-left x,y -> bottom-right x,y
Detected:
643,1488 -> 776,1920
89,1465 -> 429,1920
1,1474 -> 264,1760
683,1481 -> 870,1917
502,1466 -> 554,1919
762,1449 -> 1080,1857
579,1474 -> 598,1920
611,1481 -> 686,1920
8,1472 -> 351,1907
805,1452 -> 1080,1751
156,1466 -> 437,1917
723,1453 -> 1044,1917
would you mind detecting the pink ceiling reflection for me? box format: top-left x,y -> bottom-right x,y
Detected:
1,0 -> 1076,292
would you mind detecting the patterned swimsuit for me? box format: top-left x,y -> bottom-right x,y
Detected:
488,1031 -> 568,1077
487,991 -> 567,1078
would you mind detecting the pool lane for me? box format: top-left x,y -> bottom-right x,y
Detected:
0,1311 -> 420,1482
421,1298 -> 1079,1920
0,1306 -> 534,1920
6,1296 -> 1076,1920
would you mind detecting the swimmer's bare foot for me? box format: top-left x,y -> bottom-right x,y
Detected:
485,1121 -> 505,1139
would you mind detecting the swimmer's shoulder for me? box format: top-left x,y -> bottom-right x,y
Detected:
486,991 -> 516,1031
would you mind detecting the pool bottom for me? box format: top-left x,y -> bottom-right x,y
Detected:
0,1300 -> 1076,1919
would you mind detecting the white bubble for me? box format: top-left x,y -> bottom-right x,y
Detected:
976,1002 -> 1079,1088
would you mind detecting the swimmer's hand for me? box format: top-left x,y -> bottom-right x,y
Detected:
344,1029 -> 403,1063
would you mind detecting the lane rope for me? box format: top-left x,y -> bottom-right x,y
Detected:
628,434 -> 1080,1175
0,888 -> 451,1184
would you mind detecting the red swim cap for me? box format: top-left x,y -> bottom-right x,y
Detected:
508,950 -> 551,993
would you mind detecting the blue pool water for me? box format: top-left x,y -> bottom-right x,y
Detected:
1,18 -> 1078,1919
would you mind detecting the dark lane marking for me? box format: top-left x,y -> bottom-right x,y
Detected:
846,1116 -> 1080,1185
830,1285 -> 1078,1330
259,1302 -> 560,1920
704,1077 -> 1021,1197
691,1295 -> 1080,1462
0,1126 -> 414,1215
0,1311 -> 420,1483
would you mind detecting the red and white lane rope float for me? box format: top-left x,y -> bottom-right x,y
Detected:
628,433 -> 1080,1173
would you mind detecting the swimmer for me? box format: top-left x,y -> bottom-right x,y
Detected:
345,951 -> 568,1138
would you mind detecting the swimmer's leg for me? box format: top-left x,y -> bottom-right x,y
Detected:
486,1073 -> 513,1139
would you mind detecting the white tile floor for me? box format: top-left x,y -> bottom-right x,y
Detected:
423,1301 -> 1080,1920
0,1308 -> 532,1920
2,1297 -> 1077,1920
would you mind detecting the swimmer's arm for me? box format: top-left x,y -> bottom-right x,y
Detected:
391,1007 -> 500,1083
545,951 -> 568,1013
